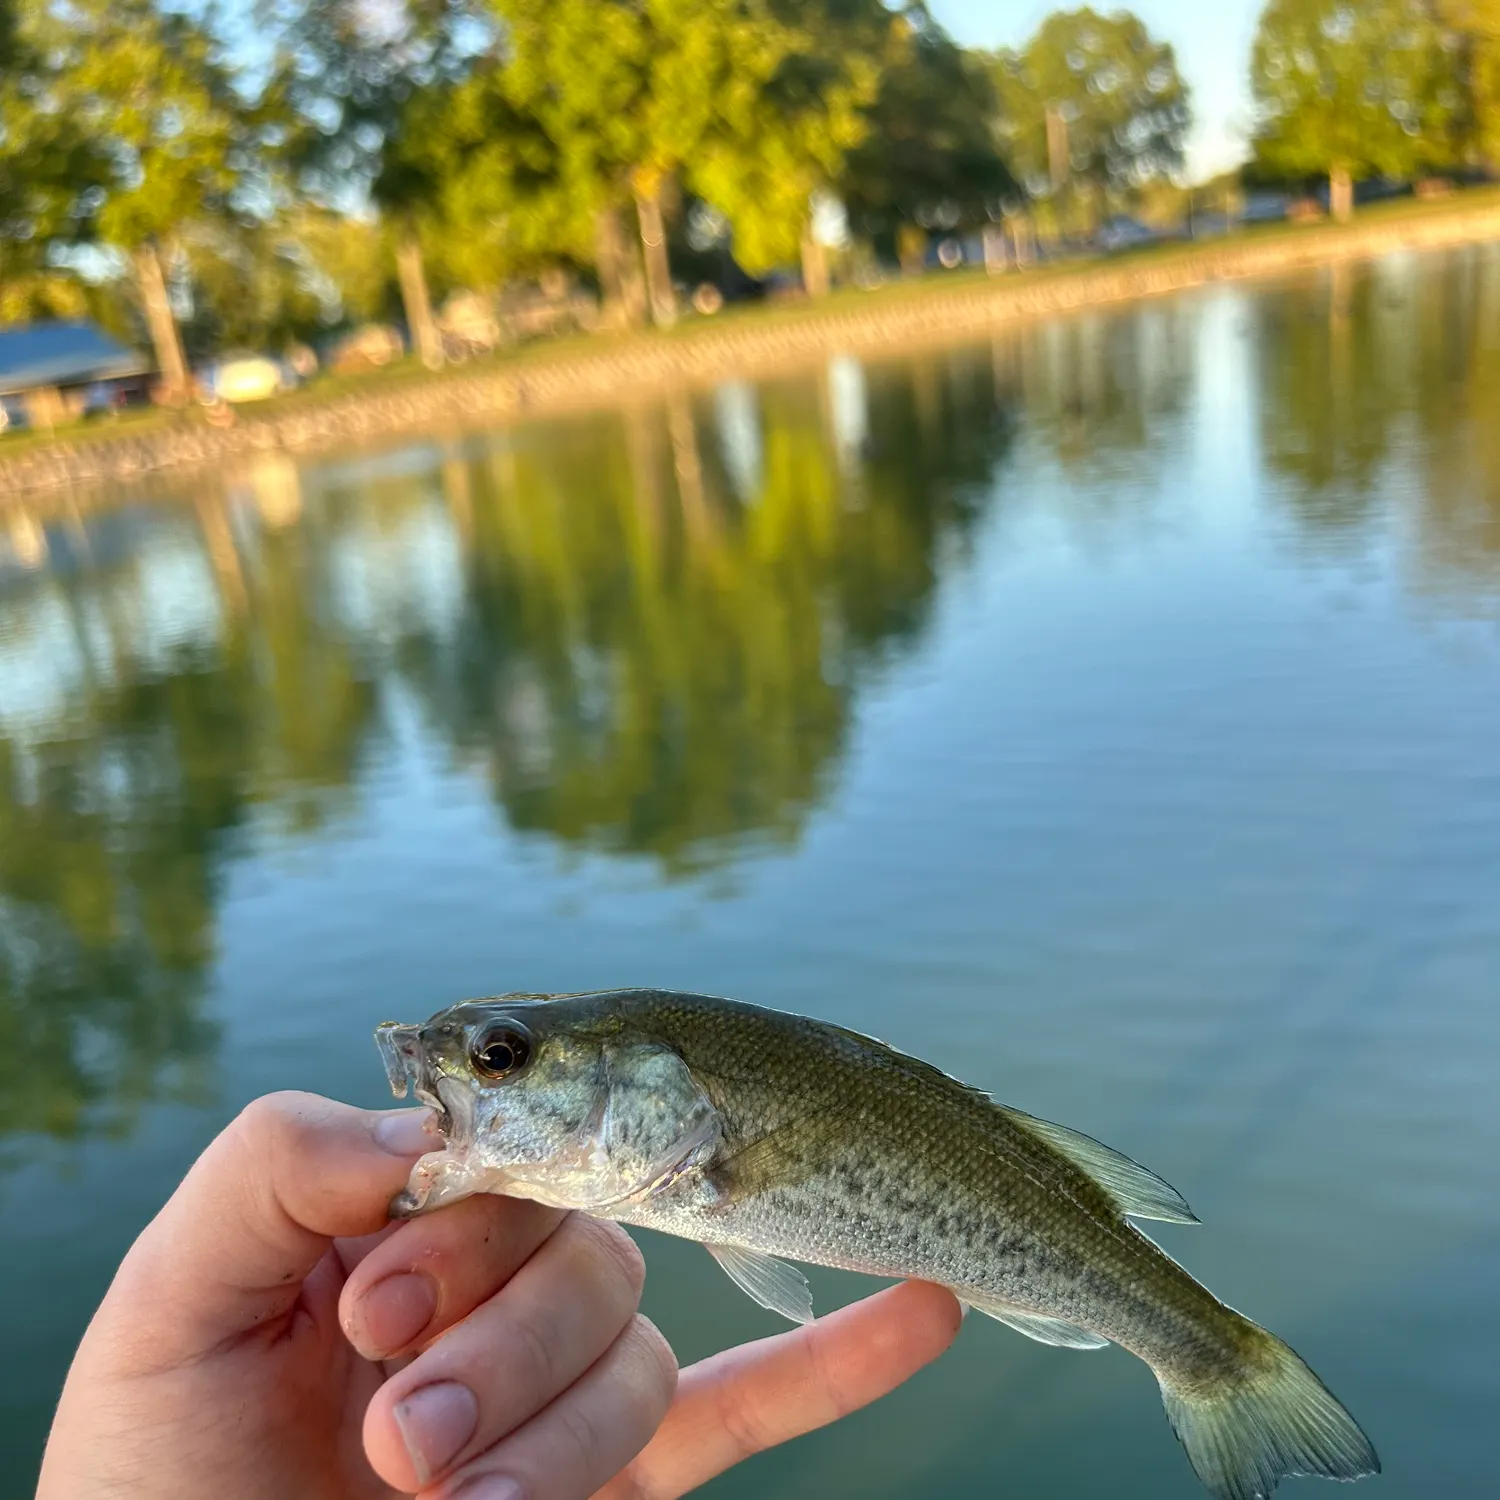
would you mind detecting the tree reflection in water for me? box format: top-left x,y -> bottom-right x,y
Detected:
0,350 -> 1012,1144
397,358 -> 1011,872
4,245 -> 1499,1152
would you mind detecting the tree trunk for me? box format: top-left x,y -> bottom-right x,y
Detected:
1329,165 -> 1354,223
799,229 -> 830,298
594,205 -> 646,328
666,389 -> 710,542
134,241 -> 189,403
396,230 -> 443,369
982,223 -> 1006,275
897,224 -> 927,277
1045,106 -> 1069,192
1009,215 -> 1035,268
633,185 -> 676,327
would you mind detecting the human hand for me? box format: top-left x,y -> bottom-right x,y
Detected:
36,1091 -> 961,1500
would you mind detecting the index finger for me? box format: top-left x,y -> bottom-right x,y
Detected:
598,1279 -> 962,1500
108,1092 -> 437,1370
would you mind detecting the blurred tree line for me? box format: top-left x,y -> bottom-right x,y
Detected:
1249,0 -> 1500,220
0,1 -> 1183,388
0,0 -> 1498,392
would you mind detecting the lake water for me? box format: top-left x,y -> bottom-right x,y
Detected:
3,246 -> 1499,1499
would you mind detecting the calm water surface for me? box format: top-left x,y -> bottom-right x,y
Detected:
3,247 -> 1499,1498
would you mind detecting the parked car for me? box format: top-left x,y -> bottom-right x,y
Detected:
198,353 -> 292,404
1241,193 -> 1289,224
1097,216 -> 1156,252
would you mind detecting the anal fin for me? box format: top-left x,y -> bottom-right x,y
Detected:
959,1288 -> 1110,1349
705,1243 -> 815,1325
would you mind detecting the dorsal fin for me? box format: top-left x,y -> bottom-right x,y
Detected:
997,1106 -> 1199,1224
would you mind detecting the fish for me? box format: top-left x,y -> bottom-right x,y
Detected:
375,988 -> 1379,1500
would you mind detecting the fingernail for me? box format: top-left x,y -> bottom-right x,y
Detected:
375,1109 -> 438,1156
392,1380 -> 478,1485
453,1476 -> 525,1500
348,1272 -> 437,1358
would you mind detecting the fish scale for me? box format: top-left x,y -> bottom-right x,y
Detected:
376,988 -> 1379,1500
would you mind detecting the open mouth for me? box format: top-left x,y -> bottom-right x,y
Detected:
375,1021 -> 453,1135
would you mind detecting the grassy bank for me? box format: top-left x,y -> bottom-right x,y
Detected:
5,186 -> 1500,501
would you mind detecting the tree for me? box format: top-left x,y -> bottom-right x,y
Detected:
376,62 -> 589,308
495,0 -> 889,318
0,0 -> 108,323
266,0 -> 486,366
36,0 -> 254,397
840,6 -> 1016,268
682,0 -> 889,293
1250,0 -> 1458,220
177,216 -> 332,356
1435,0 -> 1500,168
990,8 -> 1190,236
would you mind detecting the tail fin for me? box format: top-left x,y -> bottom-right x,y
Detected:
1157,1325 -> 1379,1500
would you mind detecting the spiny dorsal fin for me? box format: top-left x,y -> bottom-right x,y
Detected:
997,1106 -> 1199,1225
705,1243 -> 816,1324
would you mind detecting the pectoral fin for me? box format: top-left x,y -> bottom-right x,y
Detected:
958,1288 -> 1110,1349
997,1106 -> 1199,1225
705,1244 -> 815,1324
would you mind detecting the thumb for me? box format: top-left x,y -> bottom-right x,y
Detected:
105,1092 -> 437,1369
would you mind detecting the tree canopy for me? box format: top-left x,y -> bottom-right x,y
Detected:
1250,0 -> 1460,192
1434,0 -> 1500,167
841,6 -> 1016,255
991,7 -> 1190,224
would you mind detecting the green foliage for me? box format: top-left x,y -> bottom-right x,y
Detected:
379,64 -> 593,286
840,6 -> 1016,253
0,270 -> 90,324
178,219 -> 322,354
40,0 -> 252,251
496,0 -> 889,276
264,0 -> 481,206
991,8 -> 1191,205
685,0 -> 889,273
1250,0 -> 1460,181
0,1 -> 107,268
289,207 -> 396,326
1436,0 -> 1500,165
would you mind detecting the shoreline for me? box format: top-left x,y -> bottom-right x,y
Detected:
5,193 -> 1500,502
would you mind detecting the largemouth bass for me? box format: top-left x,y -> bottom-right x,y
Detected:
376,988 -> 1378,1500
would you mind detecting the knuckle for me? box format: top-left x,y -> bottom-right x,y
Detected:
623,1315 -> 678,1416
558,1397 -> 604,1469
574,1217 -> 647,1303
507,1305 -> 558,1392
230,1091 -> 322,1159
714,1369 -> 768,1463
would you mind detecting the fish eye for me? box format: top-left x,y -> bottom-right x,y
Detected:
471,1024 -> 532,1080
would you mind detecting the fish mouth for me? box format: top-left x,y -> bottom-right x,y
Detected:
376,1022 -> 424,1099
375,1021 -> 454,1136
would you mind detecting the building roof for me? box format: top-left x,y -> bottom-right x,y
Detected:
0,322 -> 151,396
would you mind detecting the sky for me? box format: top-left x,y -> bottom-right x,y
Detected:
930,0 -> 1265,180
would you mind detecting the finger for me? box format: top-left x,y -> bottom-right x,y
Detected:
109,1093 -> 438,1368
364,1216 -> 650,1491
426,1315 -> 677,1500
599,1280 -> 961,1500
342,1193 -> 567,1361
